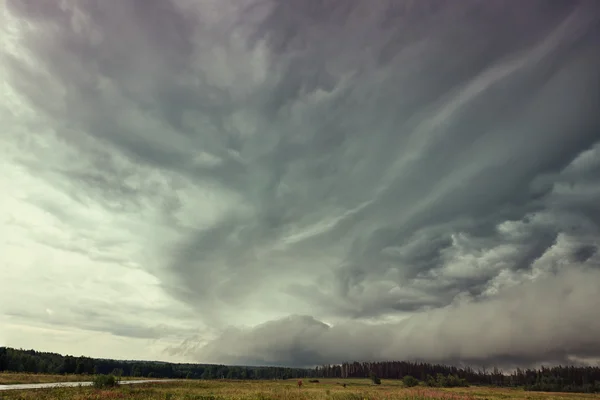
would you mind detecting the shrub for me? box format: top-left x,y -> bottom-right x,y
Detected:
424,373 -> 468,388
92,374 -> 118,389
425,375 -> 437,387
402,375 -> 420,387
369,372 -> 381,385
444,374 -> 469,387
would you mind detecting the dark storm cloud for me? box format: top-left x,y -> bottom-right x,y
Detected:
3,0 -> 600,367
572,245 -> 597,263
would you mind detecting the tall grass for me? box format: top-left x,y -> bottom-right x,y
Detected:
1,378 -> 599,399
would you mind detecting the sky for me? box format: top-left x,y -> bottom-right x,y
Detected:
1,0 -> 600,369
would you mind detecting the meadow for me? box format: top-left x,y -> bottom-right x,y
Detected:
2,377 -> 600,400
0,372 -> 149,385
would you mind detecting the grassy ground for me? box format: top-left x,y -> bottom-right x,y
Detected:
0,372 -> 149,385
1,378 -> 599,399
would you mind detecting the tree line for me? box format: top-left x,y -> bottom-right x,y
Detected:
317,361 -> 600,393
2,347 -> 599,393
0,347 -> 316,380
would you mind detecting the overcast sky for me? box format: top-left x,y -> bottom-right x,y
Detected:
1,0 -> 600,369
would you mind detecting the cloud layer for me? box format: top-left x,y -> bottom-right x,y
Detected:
2,0 -> 600,367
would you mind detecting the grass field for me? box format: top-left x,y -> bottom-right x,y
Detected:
0,372 -> 150,385
1,378 -> 600,400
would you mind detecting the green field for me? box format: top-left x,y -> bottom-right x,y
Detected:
2,377 -> 599,400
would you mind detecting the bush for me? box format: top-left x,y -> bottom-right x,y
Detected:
402,375 -> 420,387
424,373 -> 468,388
444,374 -> 469,387
92,374 -> 119,389
425,375 -> 436,387
369,372 -> 381,385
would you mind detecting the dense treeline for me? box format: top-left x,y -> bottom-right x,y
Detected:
0,347 -> 316,380
317,361 -> 600,393
2,347 -> 599,393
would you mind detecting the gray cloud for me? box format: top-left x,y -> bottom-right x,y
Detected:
189,265 -> 600,368
2,0 -> 600,367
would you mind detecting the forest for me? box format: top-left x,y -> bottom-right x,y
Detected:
0,347 -> 314,380
318,361 -> 600,393
2,347 -> 599,393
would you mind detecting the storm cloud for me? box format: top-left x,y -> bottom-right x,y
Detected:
1,0 -> 600,367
